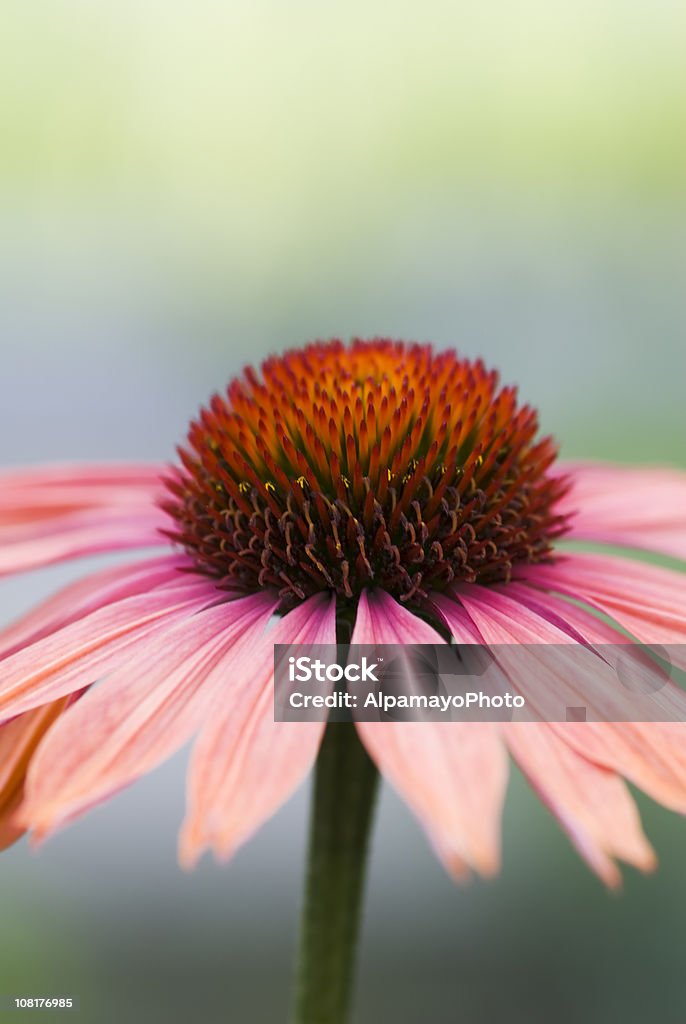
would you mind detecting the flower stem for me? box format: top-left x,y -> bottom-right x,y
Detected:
291,723 -> 379,1024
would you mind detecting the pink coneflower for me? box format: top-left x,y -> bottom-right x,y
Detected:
1,339 -> 685,1022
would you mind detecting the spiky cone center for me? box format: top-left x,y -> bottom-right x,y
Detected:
163,339 -> 571,610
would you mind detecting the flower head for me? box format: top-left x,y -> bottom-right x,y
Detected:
1,338 -> 686,887
165,340 -> 568,603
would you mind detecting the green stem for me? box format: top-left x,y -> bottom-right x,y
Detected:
291,723 -> 379,1024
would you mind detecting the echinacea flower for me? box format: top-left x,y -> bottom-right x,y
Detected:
2,338 -> 686,1020
2,336 -> 686,871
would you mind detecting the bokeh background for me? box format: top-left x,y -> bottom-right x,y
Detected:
1,2 -> 686,1021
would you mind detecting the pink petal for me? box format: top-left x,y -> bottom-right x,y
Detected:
179,592 -> 337,867
0,555 -> 191,660
352,590 -> 508,877
556,460 -> 686,561
0,576 -> 220,718
435,589 -> 658,884
0,462 -> 165,517
0,462 -> 168,576
505,723 -> 655,887
0,512 -> 167,576
20,593 -> 278,839
507,577 -> 679,653
454,585 -> 686,814
521,552 -> 686,658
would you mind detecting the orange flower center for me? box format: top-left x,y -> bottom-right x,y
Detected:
163,339 -> 570,608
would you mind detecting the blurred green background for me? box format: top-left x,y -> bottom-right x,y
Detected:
1,2 -> 685,1022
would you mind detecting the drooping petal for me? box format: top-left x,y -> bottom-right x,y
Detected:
0,463 -> 168,576
520,552 -> 686,659
454,584 -> 686,813
505,723 -> 655,887
180,592 -> 337,867
502,581 -> 686,716
0,698 -> 71,849
556,460 -> 686,561
20,593 -> 278,839
0,576 -> 219,718
0,511 -> 167,577
352,590 -> 508,877
434,590 -> 658,885
0,555 -> 191,660
0,462 -> 165,500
